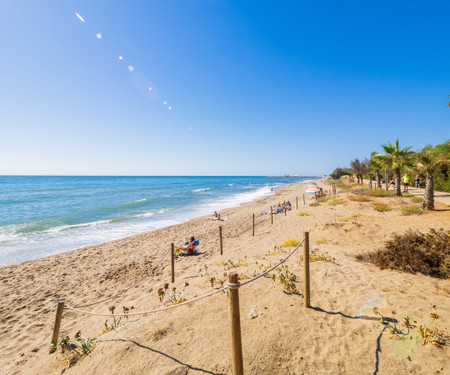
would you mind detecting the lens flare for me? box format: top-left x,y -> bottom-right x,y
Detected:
163,101 -> 167,105
96,33 -> 102,39
168,106 -> 172,110
118,56 -> 123,60
128,65 -> 135,72
148,87 -> 152,91
75,12 -> 85,23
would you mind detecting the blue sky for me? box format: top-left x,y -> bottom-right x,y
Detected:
1,0 -> 449,176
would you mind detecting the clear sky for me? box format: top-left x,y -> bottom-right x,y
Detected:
1,0 -> 449,176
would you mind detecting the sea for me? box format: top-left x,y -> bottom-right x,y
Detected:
0,176 -> 314,266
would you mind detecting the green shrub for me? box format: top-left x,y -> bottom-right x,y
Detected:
372,202 -> 392,212
298,211 -> 308,216
410,196 -> 423,203
402,205 -> 423,215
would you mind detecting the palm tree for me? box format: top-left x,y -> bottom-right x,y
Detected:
369,152 -> 383,188
377,139 -> 413,196
416,144 -> 450,210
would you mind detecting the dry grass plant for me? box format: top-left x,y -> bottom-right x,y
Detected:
314,237 -> 327,245
402,205 -> 423,215
329,198 -> 346,206
348,194 -> 371,202
372,202 -> 392,212
298,211 -> 308,216
356,229 -> 450,279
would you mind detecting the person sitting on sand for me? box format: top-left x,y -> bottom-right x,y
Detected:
208,211 -> 221,221
175,236 -> 197,255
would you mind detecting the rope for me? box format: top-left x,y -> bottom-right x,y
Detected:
65,237 -> 305,317
240,237 -> 304,286
65,287 -> 227,317
71,248 -> 171,309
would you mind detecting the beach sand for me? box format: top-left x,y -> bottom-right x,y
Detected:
1,180 -> 449,375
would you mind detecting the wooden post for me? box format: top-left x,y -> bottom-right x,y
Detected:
296,196 -> 298,209
219,225 -> 223,255
303,232 -> 310,308
303,193 -> 305,205
228,273 -> 244,375
270,207 -> 273,224
252,214 -> 255,237
284,206 -> 287,216
171,243 -> 175,283
50,299 -> 65,352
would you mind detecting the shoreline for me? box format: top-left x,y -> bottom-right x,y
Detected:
1,178 -> 316,267
1,179 -> 448,375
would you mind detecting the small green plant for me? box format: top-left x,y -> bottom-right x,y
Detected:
372,202 -> 392,212
372,308 -> 407,340
418,305 -> 448,347
329,198 -> 345,206
309,202 -> 320,207
158,282 -> 189,304
410,196 -> 423,203
298,211 -> 308,216
400,192 -> 414,197
316,196 -> 330,203
281,238 -> 302,247
402,205 -> 423,216
272,265 -> 298,294
166,286 -> 186,304
71,331 -> 96,355
314,237 -> 327,245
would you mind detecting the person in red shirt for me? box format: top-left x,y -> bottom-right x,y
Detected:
175,236 -> 196,255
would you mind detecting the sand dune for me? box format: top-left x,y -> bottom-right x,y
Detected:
0,181 -> 448,375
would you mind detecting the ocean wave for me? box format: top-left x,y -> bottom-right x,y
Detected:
227,184 -> 234,187
191,188 -> 211,193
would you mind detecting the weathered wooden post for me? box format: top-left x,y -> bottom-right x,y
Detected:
219,225 -> 223,255
50,299 -> 65,352
270,207 -> 273,224
252,214 -> 255,237
303,232 -> 310,308
171,243 -> 175,283
296,196 -> 298,209
303,193 -> 305,205
228,273 -> 244,375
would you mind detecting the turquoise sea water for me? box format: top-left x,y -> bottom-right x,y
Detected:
0,176 -> 314,266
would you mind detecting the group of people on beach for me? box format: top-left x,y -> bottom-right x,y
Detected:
387,174 -> 421,192
261,201 -> 292,214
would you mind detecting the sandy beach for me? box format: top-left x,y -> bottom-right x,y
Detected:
1,180 -> 449,375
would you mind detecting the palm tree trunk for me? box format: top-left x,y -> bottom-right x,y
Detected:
395,168 -> 401,196
376,171 -> 381,188
423,171 -> 434,210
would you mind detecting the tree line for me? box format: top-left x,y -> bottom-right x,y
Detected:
330,139 -> 450,210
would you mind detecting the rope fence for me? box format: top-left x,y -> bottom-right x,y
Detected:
49,185 -> 325,374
